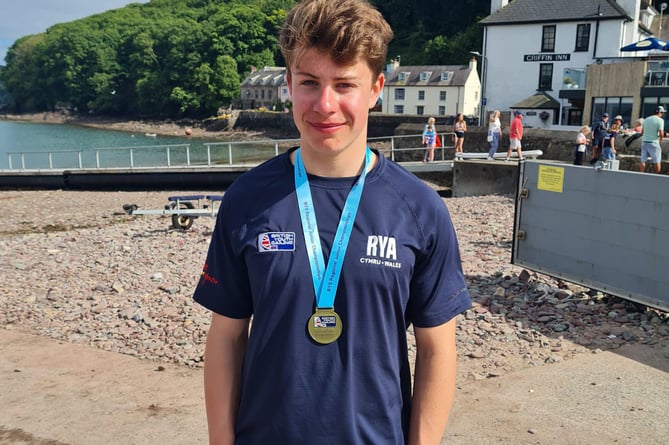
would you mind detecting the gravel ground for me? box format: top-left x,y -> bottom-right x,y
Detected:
1,189 -> 667,383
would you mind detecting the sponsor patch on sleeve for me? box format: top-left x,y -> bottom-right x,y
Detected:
257,232 -> 296,252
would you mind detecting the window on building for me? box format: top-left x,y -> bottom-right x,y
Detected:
592,96 -> 634,125
542,25 -> 556,52
438,106 -> 446,115
394,105 -> 404,114
562,68 -> 586,88
398,72 -> 410,81
538,63 -> 553,90
440,72 -> 452,81
416,105 -> 424,115
418,90 -> 425,101
439,91 -> 447,101
395,88 -> 405,100
575,24 -> 590,52
640,97 -> 668,124
419,71 -> 432,81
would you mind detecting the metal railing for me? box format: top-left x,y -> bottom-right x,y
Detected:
369,132 -> 456,162
7,144 -> 193,170
4,133 -> 457,171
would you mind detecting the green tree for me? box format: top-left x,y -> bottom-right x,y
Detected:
1,0 -> 490,117
1,34 -> 48,112
424,22 -> 483,66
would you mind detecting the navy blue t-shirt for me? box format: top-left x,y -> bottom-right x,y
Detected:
194,148 -> 471,444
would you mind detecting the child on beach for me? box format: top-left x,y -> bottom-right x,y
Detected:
422,118 -> 437,162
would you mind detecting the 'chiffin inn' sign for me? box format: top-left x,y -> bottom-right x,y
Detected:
524,53 -> 571,62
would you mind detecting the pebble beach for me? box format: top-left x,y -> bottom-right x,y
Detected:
1,186 -> 668,382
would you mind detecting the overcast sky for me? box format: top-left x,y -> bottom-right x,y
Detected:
0,0 -> 149,65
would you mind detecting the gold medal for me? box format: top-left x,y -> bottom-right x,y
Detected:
307,308 -> 342,344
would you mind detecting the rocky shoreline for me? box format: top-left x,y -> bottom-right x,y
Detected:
1,111 -> 267,141
1,189 -> 667,382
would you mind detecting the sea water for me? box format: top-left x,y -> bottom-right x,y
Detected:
0,120 -> 286,170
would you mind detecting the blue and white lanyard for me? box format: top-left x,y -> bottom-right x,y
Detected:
294,147 -> 371,309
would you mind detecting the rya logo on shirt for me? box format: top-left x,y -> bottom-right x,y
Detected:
360,235 -> 402,268
258,232 -> 296,252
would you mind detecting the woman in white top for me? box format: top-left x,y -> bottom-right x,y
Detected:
574,125 -> 590,165
486,110 -> 502,160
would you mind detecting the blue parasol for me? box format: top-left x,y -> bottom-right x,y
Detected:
620,37 -> 669,52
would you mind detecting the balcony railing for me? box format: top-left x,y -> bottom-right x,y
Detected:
646,70 -> 669,86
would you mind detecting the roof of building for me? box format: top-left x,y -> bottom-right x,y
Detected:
384,64 -> 474,87
481,0 -> 630,25
241,67 -> 286,87
510,92 -> 561,110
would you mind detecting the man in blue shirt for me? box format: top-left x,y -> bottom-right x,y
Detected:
591,112 -> 610,163
193,1 -> 471,443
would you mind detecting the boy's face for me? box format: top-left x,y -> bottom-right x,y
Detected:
287,48 -> 383,158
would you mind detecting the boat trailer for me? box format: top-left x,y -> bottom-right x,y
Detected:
123,194 -> 222,230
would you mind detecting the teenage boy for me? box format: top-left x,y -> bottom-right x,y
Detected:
194,1 -> 471,443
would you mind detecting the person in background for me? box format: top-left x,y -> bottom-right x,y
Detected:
452,113 -> 466,158
505,111 -> 524,161
486,110 -> 502,160
574,125 -> 590,166
630,118 -> 644,134
194,1 -> 472,444
623,117 -> 643,148
601,116 -> 621,161
422,116 -> 437,162
640,106 -> 665,173
590,112 -> 609,164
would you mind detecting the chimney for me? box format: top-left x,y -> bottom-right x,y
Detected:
490,0 -> 510,15
469,57 -> 478,71
385,57 -> 400,73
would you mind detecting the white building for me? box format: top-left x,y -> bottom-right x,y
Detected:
381,59 -> 481,120
479,0 -> 660,127
239,67 -> 290,110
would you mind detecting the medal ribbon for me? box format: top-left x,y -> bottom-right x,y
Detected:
294,147 -> 371,309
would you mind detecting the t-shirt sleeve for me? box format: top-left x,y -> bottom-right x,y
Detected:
406,197 -> 471,328
193,197 -> 254,318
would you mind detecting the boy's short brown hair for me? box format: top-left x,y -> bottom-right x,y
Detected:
279,0 -> 393,77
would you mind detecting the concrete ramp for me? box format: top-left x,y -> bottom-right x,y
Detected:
457,149 -> 543,160
452,159 -> 519,197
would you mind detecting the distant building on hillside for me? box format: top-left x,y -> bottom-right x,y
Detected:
239,67 -> 289,110
382,58 -> 481,120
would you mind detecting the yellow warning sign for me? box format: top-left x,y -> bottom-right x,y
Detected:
537,165 -> 564,193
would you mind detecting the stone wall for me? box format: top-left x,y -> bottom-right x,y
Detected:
217,111 -> 668,173
212,111 -> 441,139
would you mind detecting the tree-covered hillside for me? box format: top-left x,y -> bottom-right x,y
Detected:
1,0 -> 489,118
378,0 -> 488,65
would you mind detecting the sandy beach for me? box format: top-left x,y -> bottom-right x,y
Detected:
1,188 -> 668,444
0,114 -> 668,443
